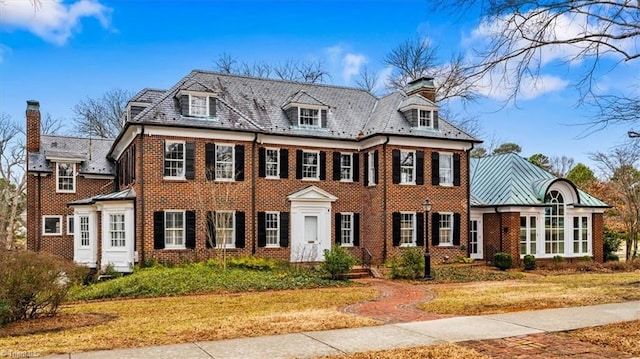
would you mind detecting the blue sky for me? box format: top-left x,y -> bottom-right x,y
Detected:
0,0 -> 636,175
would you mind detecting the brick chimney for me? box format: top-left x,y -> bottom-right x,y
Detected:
405,77 -> 436,103
26,100 -> 41,153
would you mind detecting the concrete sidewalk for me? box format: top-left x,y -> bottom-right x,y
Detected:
43,300 -> 640,359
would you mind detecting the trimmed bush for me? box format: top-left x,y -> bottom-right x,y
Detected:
493,252 -> 513,271
523,254 -> 536,270
0,251 -> 86,325
320,247 -> 356,280
552,255 -> 565,263
390,248 -> 424,279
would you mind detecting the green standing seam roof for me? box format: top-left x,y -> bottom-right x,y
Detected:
470,153 -> 609,208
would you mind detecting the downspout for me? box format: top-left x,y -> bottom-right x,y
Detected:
495,206 -> 503,252
139,126 -> 146,266
382,136 -> 390,263
251,133 -> 258,255
466,144 -> 473,258
37,174 -> 42,251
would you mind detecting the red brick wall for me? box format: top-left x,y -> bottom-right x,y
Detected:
593,213 -> 604,262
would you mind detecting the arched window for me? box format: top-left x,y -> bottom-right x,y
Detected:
544,190 -> 564,254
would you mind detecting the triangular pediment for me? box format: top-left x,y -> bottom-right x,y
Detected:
282,90 -> 328,109
287,185 -> 338,202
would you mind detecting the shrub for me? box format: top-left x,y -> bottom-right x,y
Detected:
390,248 -> 424,279
320,247 -> 356,280
523,254 -> 536,270
603,229 -> 623,260
552,255 -> 565,263
0,251 -> 86,325
493,252 -> 513,271
606,253 -> 620,262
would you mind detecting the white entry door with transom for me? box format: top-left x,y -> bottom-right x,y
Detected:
469,216 -> 483,260
287,186 -> 337,262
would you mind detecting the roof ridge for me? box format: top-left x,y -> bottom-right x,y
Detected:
42,134 -> 115,141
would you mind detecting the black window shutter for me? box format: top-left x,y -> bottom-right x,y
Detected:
431,152 -> 440,185
335,213 -> 342,245
235,211 -> 245,248
180,95 -> 189,116
392,212 -> 401,247
373,150 -> 379,184
209,97 -> 216,117
280,212 -> 289,247
185,210 -> 196,249
319,151 -> 326,180
153,211 -> 165,249
235,145 -> 245,181
453,213 -> 461,245
416,212 -> 424,246
206,211 -> 216,248
205,143 -> 216,180
432,212 -> 440,246
353,213 -> 360,246
433,111 -> 439,129
332,152 -> 341,181
353,153 -> 359,182
296,150 -> 303,179
257,212 -> 266,247
185,142 -> 195,180
280,149 -> 289,178
321,109 -> 327,127
416,151 -> 425,185
258,147 -> 266,178
453,153 -> 461,187
392,149 -> 400,184
363,152 -> 369,186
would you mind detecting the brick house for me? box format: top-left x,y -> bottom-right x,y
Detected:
25,71 -> 607,272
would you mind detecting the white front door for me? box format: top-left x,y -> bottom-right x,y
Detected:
469,217 -> 483,260
72,206 -> 97,268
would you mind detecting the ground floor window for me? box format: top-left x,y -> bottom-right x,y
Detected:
216,211 -> 235,248
400,212 -> 416,246
520,215 -> 537,256
265,212 -> 279,247
43,216 -> 62,235
79,215 -> 90,247
573,216 -> 590,255
340,213 -> 353,246
165,211 -> 185,248
438,213 -> 453,245
109,214 -> 126,247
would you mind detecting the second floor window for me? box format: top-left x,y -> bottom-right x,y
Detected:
299,108 -> 320,127
57,162 -> 75,192
340,153 -> 352,181
368,151 -> 376,186
164,141 -> 185,179
265,149 -> 279,178
400,151 -> 415,184
215,144 -> 234,180
439,153 -> 453,185
302,151 -> 319,179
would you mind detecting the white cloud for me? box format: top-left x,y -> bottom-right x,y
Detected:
324,44 -> 369,84
342,53 -> 367,83
0,0 -> 112,45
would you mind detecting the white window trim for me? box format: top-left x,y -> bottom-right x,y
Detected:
400,150 -> 416,185
418,109 -> 434,128
400,211 -> 417,247
265,211 -> 280,248
439,152 -> 453,186
56,162 -> 76,193
438,212 -> 454,246
298,107 -> 321,127
572,215 -> 592,256
368,150 -> 376,186
189,94 -> 209,117
340,212 -> 354,247
519,214 -> 539,257
215,143 -> 235,182
67,215 -> 74,235
265,147 -> 280,179
164,140 -> 186,180
340,153 -> 353,182
302,150 -> 320,181
78,214 -> 91,248
216,210 -> 236,249
164,210 -> 186,249
42,215 -> 62,236
108,213 -> 127,248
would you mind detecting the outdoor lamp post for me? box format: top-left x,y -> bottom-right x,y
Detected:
423,199 -> 433,281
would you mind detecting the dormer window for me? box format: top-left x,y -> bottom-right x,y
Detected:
190,95 -> 208,117
179,90 -> 216,118
419,110 -> 433,128
299,108 -> 320,127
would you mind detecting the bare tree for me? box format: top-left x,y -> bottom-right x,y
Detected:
590,142 -> 640,260
73,89 -> 133,138
354,66 -> 380,93
214,53 -> 329,83
0,113 -> 26,250
41,113 -> 66,135
215,52 -> 238,74
549,155 -> 575,177
431,0 -> 640,129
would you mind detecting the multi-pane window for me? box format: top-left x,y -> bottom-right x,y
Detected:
341,213 -> 353,246
400,213 -> 415,246
368,151 -> 376,186
400,150 -> 415,184
520,215 -> 537,255
340,153 -> 352,181
299,108 -> 320,127
43,216 -> 61,235
265,149 -> 279,178
418,110 -> 432,128
265,212 -> 279,247
469,220 -> 479,254
164,211 -> 184,248
439,153 -> 453,185
57,162 -> 75,192
573,216 -> 590,255
545,190 -> 565,254
438,213 -> 453,245
79,215 -> 90,247
164,141 -> 185,178
109,214 -> 126,247
67,215 -> 74,235
215,144 -> 234,180
190,95 -> 207,116
216,211 -> 235,248
302,151 -> 319,179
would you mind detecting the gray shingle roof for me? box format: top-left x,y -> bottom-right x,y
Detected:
131,70 -> 480,142
130,88 -> 165,104
470,153 -> 608,207
68,188 -> 135,206
27,135 -> 115,175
